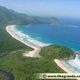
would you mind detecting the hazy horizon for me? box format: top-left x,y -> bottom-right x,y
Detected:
0,0 -> 80,18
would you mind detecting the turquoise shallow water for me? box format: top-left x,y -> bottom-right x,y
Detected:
16,24 -> 80,51
16,24 -> 80,73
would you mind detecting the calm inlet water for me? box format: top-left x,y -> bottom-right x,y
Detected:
16,24 -> 80,72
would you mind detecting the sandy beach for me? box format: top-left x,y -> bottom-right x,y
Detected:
54,59 -> 78,73
6,25 -> 44,57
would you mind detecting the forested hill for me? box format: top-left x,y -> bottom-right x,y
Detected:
0,6 -> 60,25
0,6 -> 38,25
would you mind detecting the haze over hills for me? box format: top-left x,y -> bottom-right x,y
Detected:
0,6 -> 37,24
0,6 -> 60,25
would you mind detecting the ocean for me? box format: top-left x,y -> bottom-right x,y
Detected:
16,23 -> 80,73
16,24 -> 80,51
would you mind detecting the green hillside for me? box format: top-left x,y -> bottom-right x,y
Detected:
0,45 -> 75,80
0,6 -> 38,24
40,45 -> 76,60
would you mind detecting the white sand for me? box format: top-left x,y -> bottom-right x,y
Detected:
6,25 -> 44,57
54,59 -> 78,73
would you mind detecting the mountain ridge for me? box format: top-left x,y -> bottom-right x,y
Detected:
0,6 -> 60,25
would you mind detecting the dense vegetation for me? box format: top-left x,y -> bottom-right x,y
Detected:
0,47 -> 64,80
0,6 -> 36,54
0,6 -> 35,79
0,24 -> 33,53
0,45 -> 76,80
0,6 -> 75,80
40,45 -> 75,60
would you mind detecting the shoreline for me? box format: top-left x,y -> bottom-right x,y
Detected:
6,25 -> 44,57
6,25 -> 79,73
54,59 -> 78,73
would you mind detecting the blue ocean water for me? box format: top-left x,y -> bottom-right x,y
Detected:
16,24 -> 80,51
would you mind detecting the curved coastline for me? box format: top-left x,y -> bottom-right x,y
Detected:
6,25 -> 45,57
6,25 -> 79,73
54,59 -> 78,73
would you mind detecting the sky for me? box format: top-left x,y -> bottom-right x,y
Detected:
0,0 -> 80,18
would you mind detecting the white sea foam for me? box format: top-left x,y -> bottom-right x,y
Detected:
66,55 -> 80,72
72,55 -> 80,67
12,26 -> 50,47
